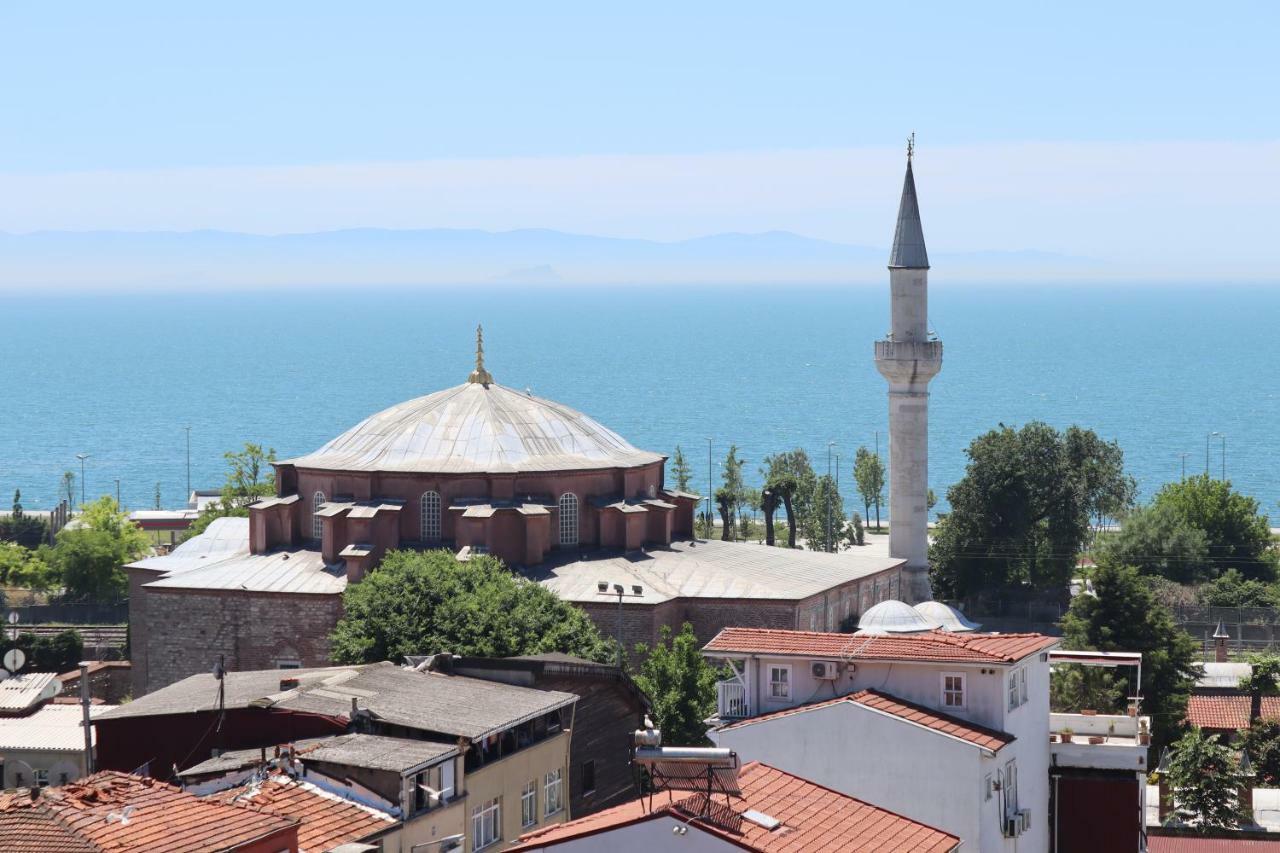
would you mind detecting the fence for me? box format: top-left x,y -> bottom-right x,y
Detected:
1172,605 -> 1280,658
5,602 -> 128,625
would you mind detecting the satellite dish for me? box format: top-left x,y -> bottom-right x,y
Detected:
40,680 -> 62,701
7,611 -> 19,625
0,668 -> 9,682
3,648 -> 25,673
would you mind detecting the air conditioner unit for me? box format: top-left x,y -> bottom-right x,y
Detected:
1018,809 -> 1032,832
1003,816 -> 1020,838
811,661 -> 840,679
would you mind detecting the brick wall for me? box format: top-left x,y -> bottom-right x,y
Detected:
142,588 -> 344,693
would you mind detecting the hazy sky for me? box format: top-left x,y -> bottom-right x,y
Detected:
2,3 -> 1278,274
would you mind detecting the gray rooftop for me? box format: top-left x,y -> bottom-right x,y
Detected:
1197,661 -> 1251,689
181,732 -> 457,778
97,661 -> 576,741
143,545 -> 346,595
888,159 -> 929,269
127,516 -> 250,574
528,539 -> 904,604
282,382 -> 664,475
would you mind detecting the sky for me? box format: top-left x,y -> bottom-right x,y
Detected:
1,2 -> 1278,277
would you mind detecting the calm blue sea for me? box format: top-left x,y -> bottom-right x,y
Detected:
0,283 -> 1276,520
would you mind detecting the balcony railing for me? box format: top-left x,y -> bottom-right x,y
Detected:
717,680 -> 748,720
874,340 -> 943,362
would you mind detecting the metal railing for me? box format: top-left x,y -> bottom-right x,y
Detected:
716,680 -> 748,719
874,340 -> 943,361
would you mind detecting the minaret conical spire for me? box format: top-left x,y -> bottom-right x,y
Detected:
467,324 -> 494,386
888,134 -> 929,270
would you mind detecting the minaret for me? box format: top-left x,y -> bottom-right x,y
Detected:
874,136 -> 942,604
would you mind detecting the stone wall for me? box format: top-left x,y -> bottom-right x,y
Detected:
142,588 -> 343,693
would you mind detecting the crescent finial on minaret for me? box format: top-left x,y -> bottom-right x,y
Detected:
467,324 -> 494,386
907,131 -> 915,163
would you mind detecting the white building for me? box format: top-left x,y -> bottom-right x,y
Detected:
703,609 -> 1151,853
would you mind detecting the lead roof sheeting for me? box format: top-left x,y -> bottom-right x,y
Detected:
142,548 -> 346,595
282,382 -> 664,475
98,662 -> 576,741
530,539 -> 904,604
888,160 -> 930,269
127,516 -> 250,574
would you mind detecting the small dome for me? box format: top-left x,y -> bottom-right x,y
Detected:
914,601 -> 981,633
284,383 -> 663,475
856,599 -> 940,635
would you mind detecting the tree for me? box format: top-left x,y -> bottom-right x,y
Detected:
61,471 -> 75,508
14,630 -> 83,674
720,445 -> 747,536
1151,475 -> 1276,580
714,487 -> 734,542
761,450 -> 817,549
1062,561 -> 1198,745
11,489 -> 22,519
331,550 -> 612,664
846,511 -> 865,547
1162,727 -> 1246,830
154,482 -> 162,510
45,497 -> 148,602
927,488 -> 938,513
78,496 -> 150,557
1237,653 -> 1280,697
0,503 -> 47,549
1096,502 -> 1211,584
632,623 -> 719,747
0,542 -> 56,591
1199,570 -> 1280,609
801,475 -> 844,553
853,447 -> 886,530
670,446 -> 693,493
1243,717 -> 1280,786
929,423 -> 1135,600
222,442 -> 277,507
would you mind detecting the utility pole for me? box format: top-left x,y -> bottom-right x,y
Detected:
79,661 -> 94,774
706,437 -> 713,539
827,442 -> 835,553
1179,453 -> 1189,481
115,479 -> 121,508
75,454 -> 90,509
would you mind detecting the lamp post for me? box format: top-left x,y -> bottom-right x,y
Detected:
185,426 -> 192,501
1218,433 -> 1227,481
598,582 -> 642,666
115,479 -> 121,508
75,454 -> 90,509
706,437 -> 713,539
826,442 -> 835,553
1179,453 -> 1189,481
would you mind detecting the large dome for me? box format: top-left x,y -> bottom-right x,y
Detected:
284,382 -> 664,475
856,599 -> 941,635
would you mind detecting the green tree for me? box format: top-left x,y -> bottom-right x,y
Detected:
927,488 -> 938,513
761,450 -> 817,549
632,623 -> 719,747
846,511 -> 865,547
1162,727 -> 1246,830
48,530 -> 128,602
1096,502 -> 1211,583
78,497 -> 150,557
222,442 -> 278,507
1151,475 -> 1276,580
801,474 -> 844,553
331,550 -> 611,664
852,447 -> 885,530
61,471 -> 75,508
14,630 -> 83,673
11,489 -> 22,519
1238,653 -> 1280,696
154,482 -> 162,510
720,445 -> 747,535
1199,570 -> 1280,609
1062,561 -> 1198,745
0,542 -> 56,591
1242,717 -> 1280,786
670,446 -> 693,493
929,423 -> 1135,600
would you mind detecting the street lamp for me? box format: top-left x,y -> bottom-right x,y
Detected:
185,426 -> 192,501
598,582 -> 643,666
1179,453 -> 1189,481
826,442 -> 836,553
706,437 -> 713,539
1217,433 -> 1227,481
115,479 -> 121,508
75,454 -> 90,509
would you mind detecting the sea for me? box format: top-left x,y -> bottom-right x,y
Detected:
0,283 -> 1276,519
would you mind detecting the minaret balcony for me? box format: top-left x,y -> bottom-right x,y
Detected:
874,339 -> 943,363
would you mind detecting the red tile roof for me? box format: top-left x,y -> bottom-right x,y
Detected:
1185,695 -> 1280,731
508,760 -> 960,852
0,771 -> 298,853
1149,837 -> 1280,851
210,775 -> 394,852
704,626 -> 1058,664
717,688 -> 1014,752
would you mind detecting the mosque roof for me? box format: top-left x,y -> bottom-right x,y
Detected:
283,381 -> 663,475
857,599 -> 940,634
889,154 -> 930,269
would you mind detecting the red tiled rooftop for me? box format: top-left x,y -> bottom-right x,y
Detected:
704,626 -> 1058,664
717,688 -> 1014,753
1185,695 -> 1280,731
210,775 -> 394,852
1149,836 -> 1280,851
508,760 -> 960,852
0,771 -> 297,853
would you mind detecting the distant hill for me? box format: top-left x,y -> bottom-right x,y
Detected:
0,227 -> 1099,290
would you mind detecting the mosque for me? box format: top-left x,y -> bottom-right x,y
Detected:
126,147 -> 938,696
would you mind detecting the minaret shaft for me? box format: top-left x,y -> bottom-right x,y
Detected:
874,153 -> 941,604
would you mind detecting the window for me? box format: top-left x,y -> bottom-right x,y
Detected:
1009,667 -> 1029,711
420,491 -> 442,542
581,760 -> 596,795
1008,669 -> 1019,710
544,768 -> 563,816
471,797 -> 500,850
59,772 -> 70,786
33,769 -> 48,788
942,672 -> 966,709
312,491 -> 326,540
768,665 -> 791,700
1019,667 -> 1029,705
275,660 -> 301,670
558,493 -> 579,547
521,780 -> 537,827
1002,760 -> 1019,818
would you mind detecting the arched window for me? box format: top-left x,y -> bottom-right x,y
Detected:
558,493 -> 579,547
420,491 -> 441,542
312,491 -> 326,540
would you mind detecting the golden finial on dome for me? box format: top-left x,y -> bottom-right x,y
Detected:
467,324 -> 494,386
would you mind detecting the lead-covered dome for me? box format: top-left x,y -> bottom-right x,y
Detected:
284,382 -> 664,475
856,599 -> 941,635
913,601 -> 981,633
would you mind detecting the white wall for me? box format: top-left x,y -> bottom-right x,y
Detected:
995,655 -> 1052,853
518,814 -> 740,852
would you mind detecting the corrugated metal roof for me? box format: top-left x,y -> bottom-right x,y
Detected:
0,704 -> 106,752
282,382 -> 664,475
183,732 -> 457,777
0,673 -> 60,712
1149,837 -> 1280,851
127,516 -> 250,574
529,539 -> 904,604
1198,662 -> 1251,689
143,547 -> 346,595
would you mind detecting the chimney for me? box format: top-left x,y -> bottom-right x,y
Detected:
1213,621 -> 1230,663
279,677 -> 300,691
